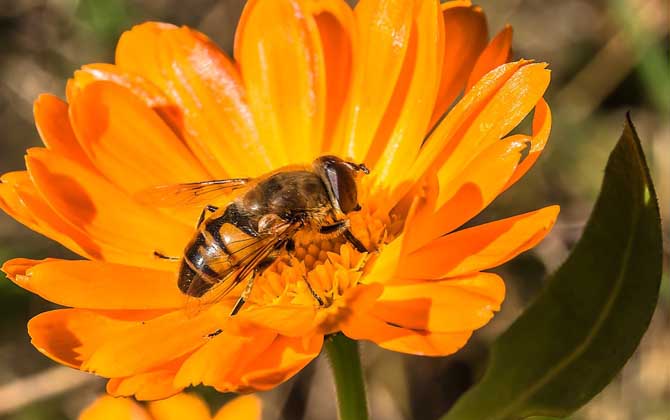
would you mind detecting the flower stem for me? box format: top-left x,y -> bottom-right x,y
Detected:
325,333 -> 369,420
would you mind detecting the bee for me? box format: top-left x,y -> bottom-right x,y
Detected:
143,156 -> 369,316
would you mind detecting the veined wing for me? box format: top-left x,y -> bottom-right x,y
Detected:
184,220 -> 301,316
134,178 -> 252,207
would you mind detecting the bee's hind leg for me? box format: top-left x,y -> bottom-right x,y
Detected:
229,260 -> 275,316
230,276 -> 256,316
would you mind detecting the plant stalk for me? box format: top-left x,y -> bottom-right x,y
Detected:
325,333 -> 369,420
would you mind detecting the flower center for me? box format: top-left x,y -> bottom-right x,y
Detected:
245,181 -> 390,315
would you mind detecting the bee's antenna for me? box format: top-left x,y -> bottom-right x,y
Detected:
357,163 -> 370,174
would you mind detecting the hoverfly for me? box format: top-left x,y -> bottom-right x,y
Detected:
143,156 -> 369,316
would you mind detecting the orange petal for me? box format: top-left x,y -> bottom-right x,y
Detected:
238,334 -> 322,391
16,260 -> 183,310
1,257 -> 60,292
334,0 -> 415,161
107,370 -> 183,401
466,25 -> 513,90
69,80 -> 209,193
342,311 -> 472,356
2,171 -> 128,261
370,273 -> 504,332
33,94 -> 92,166
396,60 -> 550,207
79,395 -> 151,420
367,0 -> 443,191
400,205 -> 560,278
429,3 -> 488,127
235,0 -> 330,165
28,309 -> 135,369
148,393 -> 211,420
406,136 -> 527,249
504,98 -> 551,188
214,395 -> 263,420
312,1 -> 356,152
116,23 -> 271,176
174,328 -> 276,390
0,172 -> 42,235
82,306 -> 225,377
239,304 -> 317,337
25,148 -> 192,269
70,64 -> 189,144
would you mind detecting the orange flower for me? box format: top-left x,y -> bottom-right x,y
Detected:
0,0 -> 557,399
79,393 -> 261,420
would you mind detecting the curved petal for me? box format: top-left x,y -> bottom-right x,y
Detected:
28,309 -> 135,369
235,0 -> 329,165
25,148 -> 192,269
342,311 -> 472,356
239,305 -> 317,337
82,306 -> 226,377
312,0 -> 356,153
0,172 -> 44,236
116,23 -> 270,176
406,136 -> 527,250
69,80 -> 209,193
33,94 -> 92,167
214,395 -> 263,420
16,260 -> 183,310
466,25 -> 513,90
107,370 -> 183,401
148,393 -> 211,420
2,257 -> 60,291
69,64 -> 189,144
399,205 -> 560,279
1,171 -> 129,261
174,328 -> 277,390
333,0 -> 414,161
429,3 -> 488,127
370,273 -> 504,332
238,334 -> 323,391
79,395 -> 150,420
367,0 -> 443,191
392,60 -> 550,207
504,98 -> 551,188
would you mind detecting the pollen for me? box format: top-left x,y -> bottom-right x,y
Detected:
247,198 -> 388,314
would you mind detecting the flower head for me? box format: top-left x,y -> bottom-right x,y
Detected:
1,0 -> 557,399
79,393 -> 261,420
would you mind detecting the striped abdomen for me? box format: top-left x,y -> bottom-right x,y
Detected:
177,214 -> 264,297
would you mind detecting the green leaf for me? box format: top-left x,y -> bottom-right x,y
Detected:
442,115 -> 663,420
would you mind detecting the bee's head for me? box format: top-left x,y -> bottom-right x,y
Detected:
313,155 -> 369,215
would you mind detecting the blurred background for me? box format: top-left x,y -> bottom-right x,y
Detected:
0,0 -> 667,419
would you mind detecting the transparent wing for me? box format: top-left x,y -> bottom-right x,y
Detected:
134,178 -> 252,207
184,220 -> 301,315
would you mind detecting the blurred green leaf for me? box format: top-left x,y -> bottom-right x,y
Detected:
76,0 -> 134,41
442,115 -> 663,420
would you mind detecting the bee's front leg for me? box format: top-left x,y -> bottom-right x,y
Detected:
319,220 -> 368,253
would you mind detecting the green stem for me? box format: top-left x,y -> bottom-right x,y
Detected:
325,333 -> 369,420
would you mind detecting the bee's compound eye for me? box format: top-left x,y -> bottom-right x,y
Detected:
313,156 -> 360,214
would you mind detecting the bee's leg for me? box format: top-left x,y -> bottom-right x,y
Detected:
229,274 -> 258,316
153,251 -> 180,261
196,204 -> 219,227
303,275 -> 324,306
343,229 -> 368,253
229,261 -> 274,316
320,220 -> 368,253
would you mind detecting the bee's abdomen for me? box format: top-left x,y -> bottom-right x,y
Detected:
177,261 -> 210,297
178,231 -> 232,297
